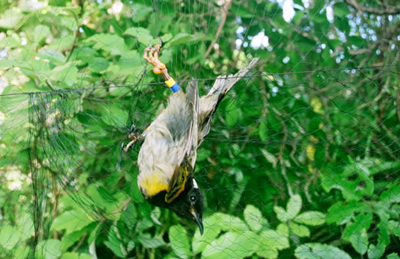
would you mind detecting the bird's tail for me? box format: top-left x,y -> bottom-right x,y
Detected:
184,80 -> 199,169
198,58 -> 259,145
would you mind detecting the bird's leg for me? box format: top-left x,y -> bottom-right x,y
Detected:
123,124 -> 149,152
143,42 -> 180,93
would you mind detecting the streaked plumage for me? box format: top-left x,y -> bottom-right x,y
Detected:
137,58 -> 258,233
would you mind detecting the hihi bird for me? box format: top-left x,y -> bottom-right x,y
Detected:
130,43 -> 258,234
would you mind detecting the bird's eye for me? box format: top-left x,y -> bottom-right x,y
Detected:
190,195 -> 197,202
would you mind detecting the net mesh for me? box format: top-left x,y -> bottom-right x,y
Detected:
1,0 -> 400,258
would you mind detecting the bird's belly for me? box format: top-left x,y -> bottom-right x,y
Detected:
138,172 -> 169,197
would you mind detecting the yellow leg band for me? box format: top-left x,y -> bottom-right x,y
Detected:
165,78 -> 176,88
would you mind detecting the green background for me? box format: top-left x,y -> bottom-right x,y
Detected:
0,0 -> 399,258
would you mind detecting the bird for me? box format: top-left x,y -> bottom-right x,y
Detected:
134,44 -> 258,234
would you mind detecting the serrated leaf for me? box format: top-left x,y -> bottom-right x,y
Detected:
295,243 -> 351,259
212,212 -> 248,232
380,185 -> 400,205
202,231 -> 258,259
368,243 -> 385,259
294,211 -> 326,226
274,206 -> 290,222
169,225 -> 191,259
343,214 -> 373,254
36,239 -> 62,259
326,202 -> 357,225
349,228 -> 368,255
244,204 -> 264,232
290,222 -> 310,237
259,229 -> 289,251
192,214 -> 222,254
287,194 -> 302,219
137,234 -> 166,248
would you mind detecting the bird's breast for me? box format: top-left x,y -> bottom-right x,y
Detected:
138,172 -> 169,198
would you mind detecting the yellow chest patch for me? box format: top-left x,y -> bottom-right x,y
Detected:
139,174 -> 169,197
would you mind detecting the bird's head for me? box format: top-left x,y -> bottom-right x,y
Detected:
168,178 -> 204,234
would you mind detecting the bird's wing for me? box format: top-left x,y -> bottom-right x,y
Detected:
198,58 -> 258,146
183,80 -> 199,168
165,81 -> 199,203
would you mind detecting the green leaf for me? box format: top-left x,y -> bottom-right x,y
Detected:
326,202 -> 357,225
166,33 -> 207,47
294,211 -> 326,226
48,35 -> 75,51
87,33 -> 129,56
333,2 -> 350,18
244,204 -> 264,232
104,226 -> 127,258
274,206 -> 290,222
342,214 -> 373,254
225,99 -> 242,127
350,228 -> 369,255
101,104 -> 129,128
387,220 -> 400,238
290,222 -> 310,237
202,231 -> 258,259
259,120 -> 268,142
36,240 -> 62,259
212,212 -> 249,232
169,225 -> 191,259
192,214 -> 222,254
137,234 -> 166,248
258,229 -> 289,252
89,57 -> 109,73
49,63 -> 78,87
256,247 -> 278,259
61,252 -> 79,259
197,149 -> 211,162
51,209 -> 93,235
0,8 -> 24,29
367,243 -> 385,259
387,253 -> 400,259
124,27 -> 156,45
34,25 -> 51,43
380,185 -> 400,205
295,243 -> 351,259
0,225 -> 22,250
261,149 -> 277,168
287,194 -> 302,219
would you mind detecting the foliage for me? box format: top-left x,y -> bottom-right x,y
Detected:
0,0 -> 400,258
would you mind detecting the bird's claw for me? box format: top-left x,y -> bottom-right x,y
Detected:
143,43 -> 171,80
123,125 -> 149,152
143,44 -> 166,75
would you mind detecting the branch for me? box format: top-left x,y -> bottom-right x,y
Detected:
204,0 -> 232,58
346,0 -> 400,15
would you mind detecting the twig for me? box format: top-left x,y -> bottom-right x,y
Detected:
346,0 -> 400,15
204,0 -> 232,58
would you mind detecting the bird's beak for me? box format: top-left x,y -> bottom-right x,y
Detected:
191,209 -> 203,235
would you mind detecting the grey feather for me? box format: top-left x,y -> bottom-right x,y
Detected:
137,58 -> 258,197
197,58 -> 258,145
